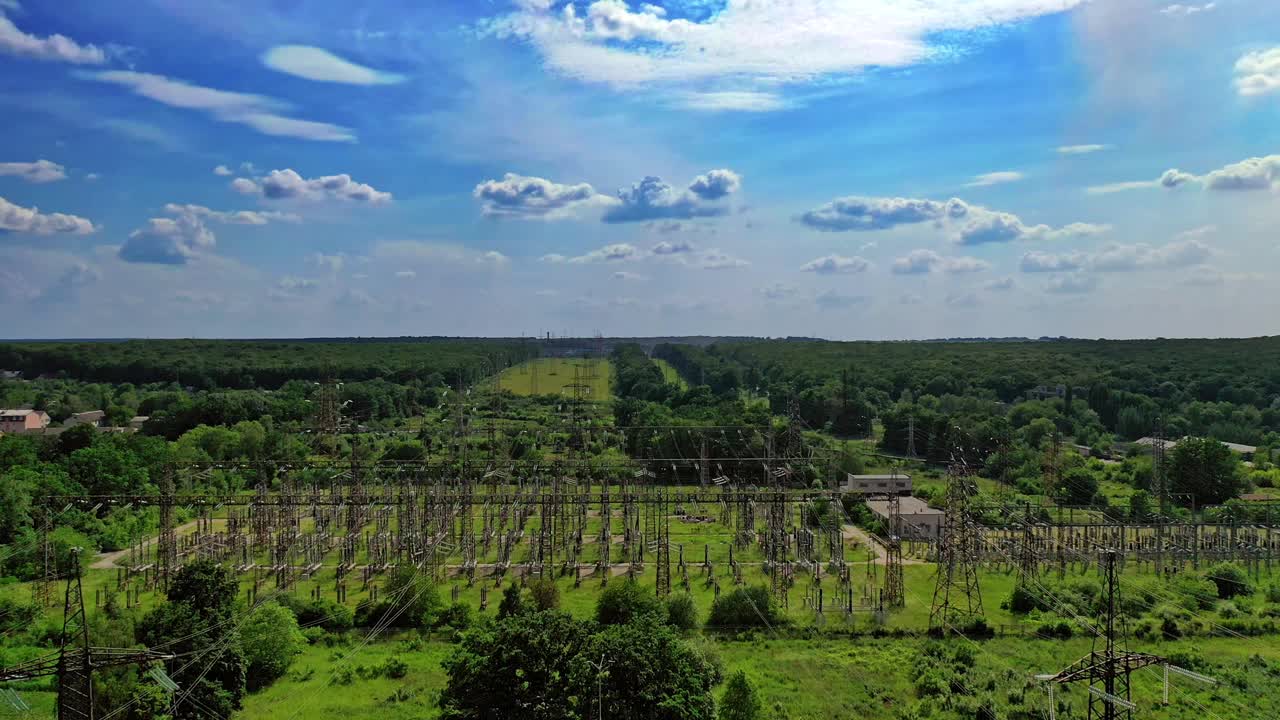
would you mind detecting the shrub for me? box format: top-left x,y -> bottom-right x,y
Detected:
664,592 -> 698,631
381,656 -> 409,679
497,582 -> 526,619
241,602 -> 306,691
1171,575 -> 1218,611
596,578 -> 662,625
706,587 -> 785,630
278,596 -> 354,632
436,601 -> 473,630
527,577 -> 560,611
1003,585 -> 1041,614
1266,583 -> 1280,604
1206,562 -> 1252,600
718,670 -> 762,720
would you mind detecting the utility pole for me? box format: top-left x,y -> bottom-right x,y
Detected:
0,550 -> 173,720
1042,550 -> 1166,720
930,457 -> 984,633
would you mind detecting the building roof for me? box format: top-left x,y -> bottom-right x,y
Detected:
1135,436 -> 1257,454
0,409 -> 45,417
847,474 -> 912,481
72,410 -> 105,420
866,496 -> 942,517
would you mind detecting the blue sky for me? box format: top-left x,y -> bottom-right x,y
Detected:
1,0 -> 1278,339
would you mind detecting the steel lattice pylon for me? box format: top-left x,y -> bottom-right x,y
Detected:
0,550 -> 173,720
929,461 -> 984,632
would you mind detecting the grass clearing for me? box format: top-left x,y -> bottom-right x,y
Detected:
493,358 -> 612,400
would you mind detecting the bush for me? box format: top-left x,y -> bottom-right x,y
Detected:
1265,583 -> 1280,604
1171,575 -> 1218,611
436,601 -> 473,630
706,587 -> 785,630
1003,585 -> 1041,614
278,596 -> 354,632
665,592 -> 699,631
241,602 -> 306,691
596,578 -> 662,625
497,582 -> 526,619
527,577 -> 560,611
718,670 -> 762,720
1206,562 -> 1252,600
381,656 -> 409,679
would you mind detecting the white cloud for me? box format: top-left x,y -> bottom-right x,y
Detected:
1235,48 -> 1280,97
984,277 -> 1016,291
603,169 -> 741,223
1021,239 -> 1212,274
899,293 -> 923,305
261,45 -> 406,85
86,71 -> 355,142
232,169 -> 391,204
1087,155 -> 1280,194
484,0 -> 1085,94
394,270 -> 417,279
965,171 -> 1024,187
161,203 -> 300,225
478,250 -> 509,266
695,249 -> 749,269
679,91 -> 788,112
890,249 -> 990,274
1045,273 -> 1097,294
569,243 -> 643,264
0,195 -> 95,235
1160,2 -> 1216,15
799,194 -> 1105,245
474,173 -> 611,219
0,13 -> 106,64
612,270 -> 643,280
946,291 -> 981,308
1180,266 -> 1263,286
799,254 -> 870,275
539,253 -> 568,263
213,165 -> 233,176
651,238 -> 695,255
277,275 -> 318,292
84,173 -> 99,181
119,213 -> 215,265
0,159 -> 65,183
1056,144 -> 1110,155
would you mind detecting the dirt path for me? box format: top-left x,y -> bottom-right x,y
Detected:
90,520 -> 203,569
840,524 -> 928,566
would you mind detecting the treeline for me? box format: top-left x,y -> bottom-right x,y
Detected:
0,339 -> 537,390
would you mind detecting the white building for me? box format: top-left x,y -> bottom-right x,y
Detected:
845,473 -> 912,495
866,496 -> 943,541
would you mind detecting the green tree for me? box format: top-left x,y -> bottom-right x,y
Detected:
1128,489 -> 1153,520
439,610 -> 593,720
241,602 -> 306,691
1169,437 -> 1243,506
138,560 -> 245,720
596,578 -> 662,625
1055,467 -> 1099,506
497,582 -> 526,619
1205,562 -> 1252,599
527,577 -> 561,611
718,671 -> 763,720
706,587 -> 786,630
664,593 -> 699,631
568,616 -> 719,720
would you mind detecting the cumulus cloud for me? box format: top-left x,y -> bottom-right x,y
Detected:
261,45 -> 406,85
0,195 -> 95,235
568,243 -> 643,264
1056,144 -> 1110,155
965,171 -> 1024,187
1021,239 -> 1212,274
695,249 -> 749,270
612,270 -> 643,281
394,270 -> 416,279
42,261 -> 100,303
1088,155 -> 1280,194
232,169 -> 391,204
651,238 -> 695,255
0,159 -> 66,183
161,203 -> 300,225
1180,266 -> 1263,286
1045,274 -> 1097,294
483,0 -> 1085,95
119,214 -> 215,265
86,71 -> 355,142
799,254 -> 870,274
277,275 -> 318,292
1234,47 -> 1280,97
800,194 -> 1104,245
539,253 -> 568,264
213,165 -> 233,176
891,249 -> 989,275
984,277 -> 1016,291
477,250 -> 509,266
946,291 -> 980,308
603,169 -> 741,223
0,12 -> 106,64
473,173 -> 608,219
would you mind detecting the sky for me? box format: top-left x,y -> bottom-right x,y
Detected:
1,0 -> 1278,340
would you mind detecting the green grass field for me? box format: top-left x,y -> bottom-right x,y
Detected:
493,358 -> 612,400
653,358 -> 688,390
